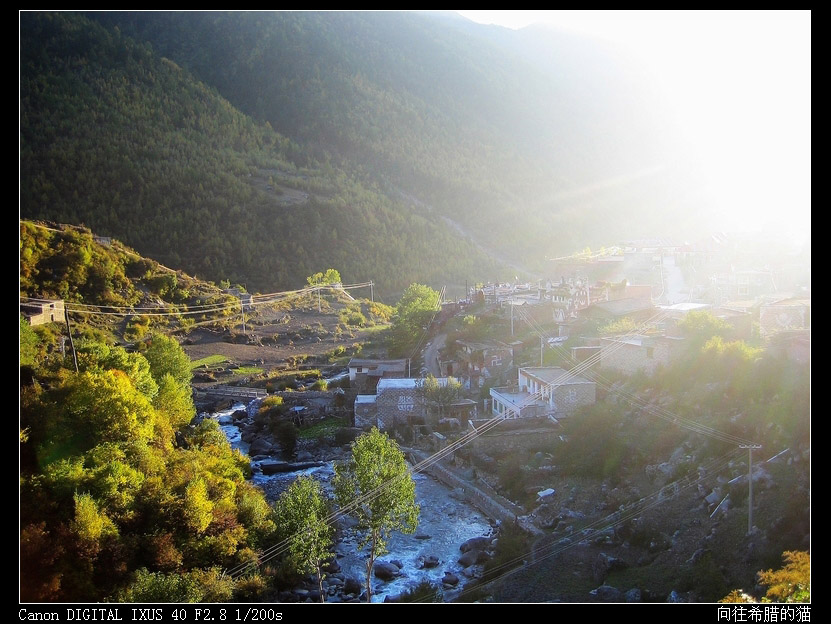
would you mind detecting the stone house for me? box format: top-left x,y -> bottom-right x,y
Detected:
454,340 -> 515,388
760,297 -> 810,338
599,334 -> 685,376
21,299 -> 65,326
489,367 -> 595,419
354,377 -> 464,431
348,358 -> 408,392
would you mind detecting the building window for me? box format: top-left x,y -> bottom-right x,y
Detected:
738,285 -> 749,296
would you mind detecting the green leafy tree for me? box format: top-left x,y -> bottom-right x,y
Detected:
143,334 -> 192,388
333,427 -> 419,602
306,269 -> 341,286
153,373 -> 196,428
390,283 -> 440,356
63,370 -> 156,450
20,315 -> 39,367
416,374 -> 462,418
678,310 -> 731,343
273,476 -> 333,601
101,346 -> 159,400
182,478 -> 213,534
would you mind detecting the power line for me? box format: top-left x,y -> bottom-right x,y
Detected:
226,306 -> 686,580
443,446 -> 751,601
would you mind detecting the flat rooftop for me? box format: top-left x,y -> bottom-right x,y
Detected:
521,367 -> 593,385
377,377 -> 450,390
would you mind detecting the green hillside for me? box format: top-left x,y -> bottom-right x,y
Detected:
21,12 -> 495,299
88,11 -> 709,264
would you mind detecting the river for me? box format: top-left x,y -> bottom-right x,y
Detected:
210,401 -> 493,602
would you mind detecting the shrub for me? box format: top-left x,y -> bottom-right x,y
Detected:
334,427 -> 358,446
399,581 -> 441,603
274,421 -> 298,456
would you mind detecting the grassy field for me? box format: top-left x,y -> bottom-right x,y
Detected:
298,417 -> 348,440
190,354 -> 229,369
234,366 -> 264,375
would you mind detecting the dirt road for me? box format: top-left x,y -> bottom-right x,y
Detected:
422,331 -> 446,377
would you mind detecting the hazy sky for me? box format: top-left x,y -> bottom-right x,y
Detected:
457,11 -> 811,244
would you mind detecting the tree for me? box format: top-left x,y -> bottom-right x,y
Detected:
273,476 -> 333,601
153,373 -> 196,428
416,374 -> 462,419
678,310 -> 731,343
143,334 -> 192,388
306,269 -> 341,286
20,315 -> 39,367
720,551 -> 810,603
390,283 -> 440,356
758,551 -> 810,603
333,427 -> 419,602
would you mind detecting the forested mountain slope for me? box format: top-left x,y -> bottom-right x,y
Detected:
89,11 -> 709,264
21,12 -> 493,299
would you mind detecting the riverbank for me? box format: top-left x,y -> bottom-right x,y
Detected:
208,401 -> 494,602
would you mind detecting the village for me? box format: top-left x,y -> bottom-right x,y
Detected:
66,233 -> 803,602
18,235 -> 812,601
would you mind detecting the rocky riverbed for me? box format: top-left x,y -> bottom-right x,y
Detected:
209,401 -> 494,602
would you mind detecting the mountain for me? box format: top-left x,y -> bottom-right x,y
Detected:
20,12 -> 495,299
21,11 -> 710,295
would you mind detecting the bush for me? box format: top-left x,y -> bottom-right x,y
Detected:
274,421 -> 298,457
334,427 -> 358,446
399,580 -> 441,603
482,524 -> 529,583
258,395 -> 285,416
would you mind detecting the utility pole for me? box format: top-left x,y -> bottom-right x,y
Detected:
317,287 -> 321,313
240,298 -> 246,335
370,281 -> 374,303
740,444 -> 762,535
540,335 -> 544,366
64,311 -> 79,373
510,301 -> 514,336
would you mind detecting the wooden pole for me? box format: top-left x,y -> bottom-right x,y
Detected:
64,311 -> 79,373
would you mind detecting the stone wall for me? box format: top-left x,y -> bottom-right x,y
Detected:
406,449 -> 523,526
601,339 -> 680,376
375,386 -> 426,431
552,381 -> 596,413
469,426 -> 562,456
354,401 -> 377,429
760,302 -> 810,337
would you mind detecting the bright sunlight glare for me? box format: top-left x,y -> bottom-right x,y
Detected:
457,10 -> 811,245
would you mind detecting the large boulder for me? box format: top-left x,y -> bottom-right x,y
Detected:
259,460 -> 289,475
418,555 -> 440,569
625,588 -> 642,603
590,585 -> 623,602
249,438 -> 274,456
343,578 -> 362,595
592,553 -> 629,583
460,536 -> 491,553
458,549 -> 490,567
374,561 -> 401,581
442,572 -> 459,587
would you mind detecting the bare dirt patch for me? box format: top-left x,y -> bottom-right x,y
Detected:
181,295 -> 388,373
